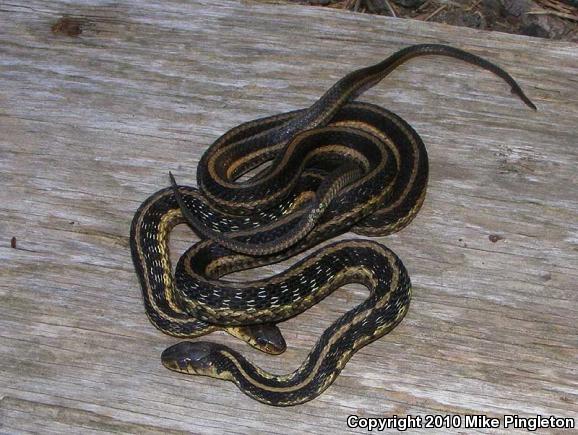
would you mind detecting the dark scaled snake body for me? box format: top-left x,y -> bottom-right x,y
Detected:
130,44 -> 536,406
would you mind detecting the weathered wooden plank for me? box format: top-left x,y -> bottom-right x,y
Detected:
0,397 -> 189,435
1,0 -> 577,433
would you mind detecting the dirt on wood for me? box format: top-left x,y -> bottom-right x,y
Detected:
285,0 -> 578,41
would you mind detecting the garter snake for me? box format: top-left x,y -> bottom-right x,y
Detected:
130,44 -> 536,406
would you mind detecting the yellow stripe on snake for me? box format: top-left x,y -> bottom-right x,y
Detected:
130,44 -> 536,406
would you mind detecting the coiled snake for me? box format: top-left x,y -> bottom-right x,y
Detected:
130,44 -> 536,406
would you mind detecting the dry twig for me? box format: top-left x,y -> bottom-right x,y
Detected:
383,0 -> 397,17
527,10 -> 578,21
424,4 -> 447,21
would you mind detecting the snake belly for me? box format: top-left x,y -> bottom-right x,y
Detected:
130,44 -> 536,406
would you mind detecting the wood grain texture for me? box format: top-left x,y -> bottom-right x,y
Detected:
1,0 -> 577,433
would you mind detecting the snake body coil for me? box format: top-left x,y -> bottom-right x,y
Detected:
130,44 -> 535,406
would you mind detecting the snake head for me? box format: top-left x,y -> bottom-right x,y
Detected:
161,341 -> 227,378
253,326 -> 287,355
228,324 -> 287,355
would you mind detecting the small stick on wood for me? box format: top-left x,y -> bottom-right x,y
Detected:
465,0 -> 482,11
383,0 -> 397,17
526,10 -> 578,21
416,0 -> 431,12
424,4 -> 447,21
537,0 -> 576,14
